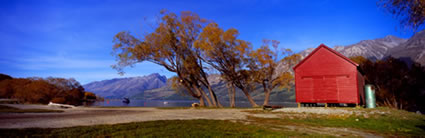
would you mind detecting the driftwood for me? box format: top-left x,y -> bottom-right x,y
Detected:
263,105 -> 283,110
48,102 -> 75,109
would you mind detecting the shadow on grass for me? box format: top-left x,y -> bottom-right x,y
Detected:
416,119 -> 425,132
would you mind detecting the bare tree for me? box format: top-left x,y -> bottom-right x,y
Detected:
379,0 -> 425,30
249,40 -> 301,106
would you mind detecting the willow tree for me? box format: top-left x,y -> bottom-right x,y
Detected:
379,0 -> 425,30
195,23 -> 258,107
249,40 -> 301,106
112,11 -> 219,107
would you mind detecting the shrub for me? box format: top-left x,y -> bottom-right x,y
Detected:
0,75 -> 92,106
51,97 -> 66,104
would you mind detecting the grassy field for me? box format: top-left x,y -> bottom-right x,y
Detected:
0,107 -> 424,137
0,105 -> 63,113
247,107 -> 425,137
0,120 -> 330,137
156,106 -> 259,110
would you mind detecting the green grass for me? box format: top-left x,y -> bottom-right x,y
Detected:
0,105 -> 63,113
0,120 -> 329,137
1,106 -> 423,137
156,107 -> 258,110
287,115 -> 425,136
247,107 -> 425,137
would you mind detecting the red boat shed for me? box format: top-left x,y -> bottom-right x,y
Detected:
293,44 -> 365,106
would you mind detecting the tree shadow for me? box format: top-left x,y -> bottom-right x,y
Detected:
416,119 -> 425,132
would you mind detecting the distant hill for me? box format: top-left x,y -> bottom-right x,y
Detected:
388,30 -> 425,65
83,73 -> 167,98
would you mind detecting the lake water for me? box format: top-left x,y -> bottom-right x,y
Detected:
90,99 -> 297,108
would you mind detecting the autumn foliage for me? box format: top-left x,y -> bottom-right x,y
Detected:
0,74 -> 97,105
379,0 -> 425,30
195,22 -> 258,107
113,10 -> 221,107
112,11 -> 299,107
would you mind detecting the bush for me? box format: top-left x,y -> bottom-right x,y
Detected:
51,97 -> 66,104
0,75 -> 92,106
351,56 -> 425,112
0,74 -> 12,81
84,92 -> 97,100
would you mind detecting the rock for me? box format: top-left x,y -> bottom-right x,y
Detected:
192,103 -> 200,107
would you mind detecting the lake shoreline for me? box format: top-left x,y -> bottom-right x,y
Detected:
90,99 -> 297,108
0,104 -> 252,128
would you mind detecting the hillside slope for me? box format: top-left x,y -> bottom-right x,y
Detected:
83,73 -> 167,98
388,30 -> 425,65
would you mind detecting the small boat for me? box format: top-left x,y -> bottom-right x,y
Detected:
123,98 -> 130,104
163,101 -> 168,104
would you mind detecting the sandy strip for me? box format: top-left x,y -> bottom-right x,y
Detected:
0,104 -> 250,128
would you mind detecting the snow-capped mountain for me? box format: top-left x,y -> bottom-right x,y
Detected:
388,30 -> 425,65
299,30 -> 425,66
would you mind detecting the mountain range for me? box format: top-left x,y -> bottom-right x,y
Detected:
299,30 -> 425,65
130,74 -> 295,103
84,30 -> 425,100
83,73 -> 167,98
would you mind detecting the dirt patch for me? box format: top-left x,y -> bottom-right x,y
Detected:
282,125 -> 382,138
0,105 -> 249,128
273,107 -> 364,115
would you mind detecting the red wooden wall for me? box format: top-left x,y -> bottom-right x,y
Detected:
294,44 -> 364,104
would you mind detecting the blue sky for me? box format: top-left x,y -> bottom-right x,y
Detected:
0,0 -> 418,84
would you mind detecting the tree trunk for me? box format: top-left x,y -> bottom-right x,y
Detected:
199,72 -> 220,107
199,96 -> 205,107
206,84 -> 220,107
202,93 -> 213,107
242,88 -> 259,107
200,90 -> 214,107
263,88 -> 272,106
227,83 -> 236,107
261,81 -> 269,106
231,85 -> 236,107
194,86 -> 213,107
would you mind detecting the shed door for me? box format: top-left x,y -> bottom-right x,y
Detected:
312,76 -> 338,102
299,77 -> 314,102
323,76 -> 338,102
312,77 -> 324,101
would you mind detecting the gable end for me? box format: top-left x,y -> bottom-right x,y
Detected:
293,44 -> 359,70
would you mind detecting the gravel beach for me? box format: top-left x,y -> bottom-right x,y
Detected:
0,104 -> 250,128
